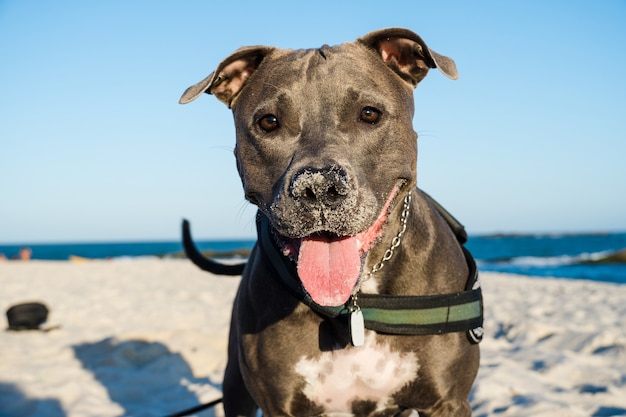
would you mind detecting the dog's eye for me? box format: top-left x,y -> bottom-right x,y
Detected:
359,107 -> 382,124
258,114 -> 280,132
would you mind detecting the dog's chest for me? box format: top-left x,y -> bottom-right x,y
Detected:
294,333 -> 419,414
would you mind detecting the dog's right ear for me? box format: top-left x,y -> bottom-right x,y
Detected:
358,28 -> 458,87
179,46 -> 275,107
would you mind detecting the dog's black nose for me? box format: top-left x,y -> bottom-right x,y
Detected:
290,167 -> 350,207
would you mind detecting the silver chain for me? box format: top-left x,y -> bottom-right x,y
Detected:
369,191 -> 412,275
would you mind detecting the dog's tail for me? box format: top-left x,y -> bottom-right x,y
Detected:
181,219 -> 247,276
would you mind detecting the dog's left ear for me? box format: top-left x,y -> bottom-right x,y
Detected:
179,46 -> 275,107
358,28 -> 458,87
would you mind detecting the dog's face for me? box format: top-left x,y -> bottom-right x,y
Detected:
181,28 -> 457,306
232,43 -> 416,234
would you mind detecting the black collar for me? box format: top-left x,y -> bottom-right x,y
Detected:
256,195 -> 484,345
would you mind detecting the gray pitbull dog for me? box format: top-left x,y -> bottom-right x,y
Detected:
180,28 -> 482,417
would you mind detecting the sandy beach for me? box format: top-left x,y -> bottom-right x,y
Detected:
1,259 -> 625,417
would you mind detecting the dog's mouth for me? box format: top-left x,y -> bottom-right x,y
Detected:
273,185 -> 403,307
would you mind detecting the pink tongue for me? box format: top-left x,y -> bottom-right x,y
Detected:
297,235 -> 362,306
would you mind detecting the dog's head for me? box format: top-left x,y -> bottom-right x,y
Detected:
181,28 -> 457,306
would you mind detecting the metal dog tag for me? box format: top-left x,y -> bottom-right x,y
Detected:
350,309 -> 365,347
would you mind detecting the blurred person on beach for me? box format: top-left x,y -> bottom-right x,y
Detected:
17,247 -> 31,261
11,247 -> 33,262
21,247 -> 32,261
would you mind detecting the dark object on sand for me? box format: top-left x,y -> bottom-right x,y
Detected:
6,302 -> 49,330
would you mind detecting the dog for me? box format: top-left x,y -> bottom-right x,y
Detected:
180,28 -> 482,417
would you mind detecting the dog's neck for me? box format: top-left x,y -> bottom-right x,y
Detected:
362,188 -> 471,297
255,201 -> 483,345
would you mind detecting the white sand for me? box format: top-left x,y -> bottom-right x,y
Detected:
1,259 -> 625,417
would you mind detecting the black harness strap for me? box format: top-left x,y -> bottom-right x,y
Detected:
256,192 -> 484,343
421,191 -> 468,244
181,190 -> 484,343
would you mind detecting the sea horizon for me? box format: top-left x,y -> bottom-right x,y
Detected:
2,229 -> 625,247
2,231 -> 625,285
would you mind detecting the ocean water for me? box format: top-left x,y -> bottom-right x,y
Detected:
0,240 -> 255,261
1,233 -> 625,284
466,232 -> 626,284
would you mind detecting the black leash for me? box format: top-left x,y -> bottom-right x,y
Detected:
162,397 -> 223,417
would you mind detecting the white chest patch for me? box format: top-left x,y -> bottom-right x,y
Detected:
359,275 -> 379,294
294,333 -> 419,413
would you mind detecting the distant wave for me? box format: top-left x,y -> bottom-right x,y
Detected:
481,249 -> 626,267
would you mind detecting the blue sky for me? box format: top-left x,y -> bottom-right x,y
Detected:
1,1 -> 625,243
